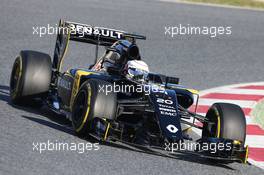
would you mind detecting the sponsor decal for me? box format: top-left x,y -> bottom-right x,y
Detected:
58,78 -> 71,90
69,23 -> 123,39
166,124 -> 178,133
156,98 -> 177,116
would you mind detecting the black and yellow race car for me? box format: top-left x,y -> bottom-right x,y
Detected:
10,20 -> 248,163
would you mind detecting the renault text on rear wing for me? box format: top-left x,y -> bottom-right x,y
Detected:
64,21 -> 146,46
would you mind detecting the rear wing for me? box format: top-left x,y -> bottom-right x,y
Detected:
53,20 -> 146,71
65,21 -> 146,46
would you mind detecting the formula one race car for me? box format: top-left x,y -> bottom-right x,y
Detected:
10,20 -> 248,163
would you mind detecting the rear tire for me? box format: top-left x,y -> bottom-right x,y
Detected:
71,79 -> 117,136
202,103 -> 246,145
10,50 -> 52,104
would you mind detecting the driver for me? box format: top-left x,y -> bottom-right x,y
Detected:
123,60 -> 149,82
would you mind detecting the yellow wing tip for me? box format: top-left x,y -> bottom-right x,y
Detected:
187,89 -> 199,94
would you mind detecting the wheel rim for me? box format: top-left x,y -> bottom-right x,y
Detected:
204,106 -> 220,138
10,57 -> 22,97
72,90 -> 87,126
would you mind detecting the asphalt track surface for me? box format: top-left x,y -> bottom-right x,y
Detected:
1,0 -> 264,174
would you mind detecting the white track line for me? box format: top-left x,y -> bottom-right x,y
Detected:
246,135 -> 264,148
248,159 -> 264,169
191,125 -> 264,145
210,89 -> 264,96
198,82 -> 264,96
198,98 -> 256,108
195,113 -> 254,124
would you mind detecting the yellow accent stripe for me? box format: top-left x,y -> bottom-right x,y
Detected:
233,140 -> 241,145
18,56 -> 22,81
212,106 -> 221,138
64,73 -> 74,79
187,88 -> 199,95
216,115 -> 221,138
76,84 -> 92,132
70,70 -> 93,110
244,145 -> 249,164
58,21 -> 71,72
103,123 -> 111,141
175,87 -> 199,95
182,127 -> 192,133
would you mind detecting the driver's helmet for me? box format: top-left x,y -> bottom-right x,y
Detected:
123,60 -> 149,81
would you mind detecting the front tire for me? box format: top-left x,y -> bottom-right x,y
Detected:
202,103 -> 246,145
71,79 -> 117,136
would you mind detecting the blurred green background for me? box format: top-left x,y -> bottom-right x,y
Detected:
184,0 -> 264,9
